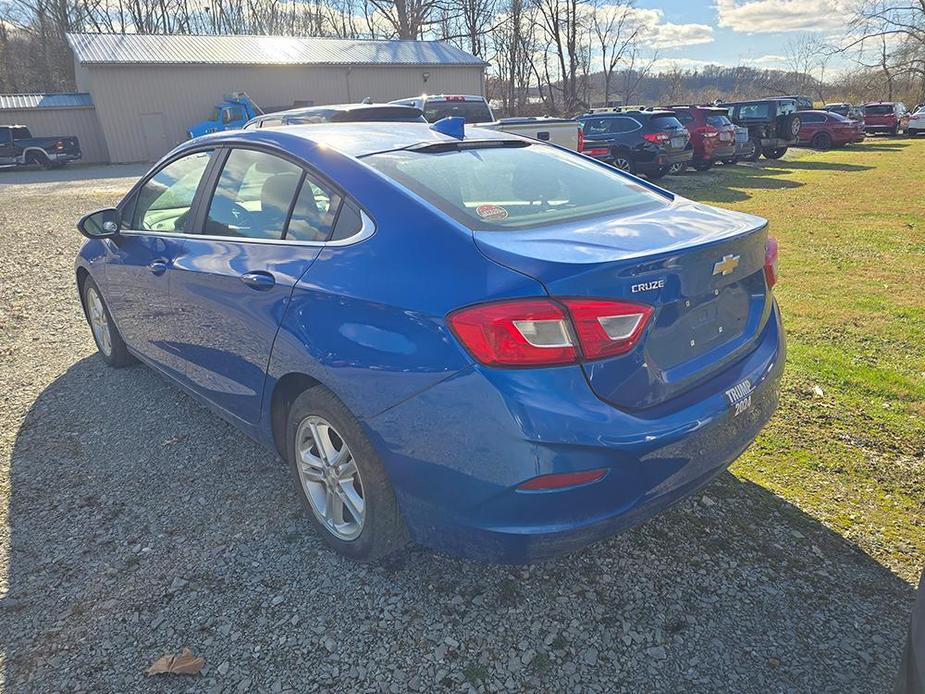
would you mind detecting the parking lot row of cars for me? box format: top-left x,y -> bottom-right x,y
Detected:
574,97 -> 924,179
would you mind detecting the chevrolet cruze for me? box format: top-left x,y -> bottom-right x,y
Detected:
75,121 -> 784,562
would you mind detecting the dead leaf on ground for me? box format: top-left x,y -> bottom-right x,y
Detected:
146,648 -> 204,676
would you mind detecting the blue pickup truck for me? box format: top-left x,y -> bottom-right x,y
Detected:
187,93 -> 263,139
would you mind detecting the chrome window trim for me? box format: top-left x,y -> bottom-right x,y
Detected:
119,209 -> 375,248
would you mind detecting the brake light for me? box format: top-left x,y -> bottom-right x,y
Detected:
765,236 -> 779,289
56,140 -> 65,150
447,298 -> 653,367
517,469 -> 607,491
583,147 -> 610,156
445,95 -> 465,101
695,126 -> 719,138
642,132 -> 669,144
560,298 -> 653,360
577,128 -> 584,152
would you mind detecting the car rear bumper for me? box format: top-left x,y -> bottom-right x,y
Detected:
637,149 -> 692,173
50,151 -> 81,161
368,301 -> 785,562
700,142 -> 736,161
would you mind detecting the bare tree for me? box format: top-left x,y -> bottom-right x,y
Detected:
589,0 -> 636,107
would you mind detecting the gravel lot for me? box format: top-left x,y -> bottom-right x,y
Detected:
0,164 -> 916,692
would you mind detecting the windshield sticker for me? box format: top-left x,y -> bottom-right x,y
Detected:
475,204 -> 509,222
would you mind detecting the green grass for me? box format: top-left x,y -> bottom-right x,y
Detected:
667,138 -> 925,582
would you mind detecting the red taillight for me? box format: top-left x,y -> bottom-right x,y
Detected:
517,469 -> 607,491
765,236 -> 779,289
577,128 -> 585,152
445,95 -> 465,101
642,132 -> 669,144
56,140 -> 65,150
582,146 -> 610,156
560,298 -> 653,360
447,299 -> 577,367
695,126 -> 719,138
447,298 -> 653,367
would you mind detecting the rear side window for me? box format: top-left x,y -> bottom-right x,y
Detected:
800,112 -> 824,123
286,176 -> 341,242
423,100 -> 493,124
736,103 -> 772,119
650,116 -> 685,131
133,150 -> 213,232
364,143 -> 668,230
11,127 -> 30,139
581,118 -> 610,137
674,111 -> 694,125
705,114 -> 731,127
205,149 -> 302,239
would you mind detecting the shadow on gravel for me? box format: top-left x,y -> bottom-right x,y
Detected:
2,356 -> 916,692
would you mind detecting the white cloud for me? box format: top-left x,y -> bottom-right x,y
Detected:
624,8 -> 714,48
742,53 -> 788,65
649,57 -> 723,72
715,0 -> 850,33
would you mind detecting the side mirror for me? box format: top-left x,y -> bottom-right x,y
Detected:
77,208 -> 121,239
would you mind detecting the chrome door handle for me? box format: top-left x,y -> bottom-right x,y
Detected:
148,259 -> 168,275
240,271 -> 275,290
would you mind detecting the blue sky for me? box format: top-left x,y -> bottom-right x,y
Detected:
627,0 -> 847,72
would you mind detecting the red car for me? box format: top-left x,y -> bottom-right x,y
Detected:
797,110 -> 865,150
669,105 -> 737,170
863,102 -> 910,135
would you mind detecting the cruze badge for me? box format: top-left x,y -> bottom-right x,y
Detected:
631,279 -> 665,293
712,254 -> 740,276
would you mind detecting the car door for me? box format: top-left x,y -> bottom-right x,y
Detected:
103,149 -> 215,378
170,146 -> 338,424
799,112 -> 823,142
0,128 -> 16,164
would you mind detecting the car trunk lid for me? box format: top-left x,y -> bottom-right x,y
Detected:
474,199 -> 772,409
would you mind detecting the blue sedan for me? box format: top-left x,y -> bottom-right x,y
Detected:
75,121 -> 784,562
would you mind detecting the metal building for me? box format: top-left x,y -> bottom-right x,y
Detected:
66,33 -> 487,163
0,93 -> 110,163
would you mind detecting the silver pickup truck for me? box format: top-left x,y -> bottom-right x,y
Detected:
390,95 -> 582,151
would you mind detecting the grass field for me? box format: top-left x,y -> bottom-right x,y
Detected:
668,138 -> 925,582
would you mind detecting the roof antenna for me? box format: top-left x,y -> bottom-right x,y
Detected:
430,116 -> 465,139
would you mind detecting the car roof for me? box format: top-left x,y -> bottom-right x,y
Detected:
581,109 -> 674,117
194,122 -> 521,158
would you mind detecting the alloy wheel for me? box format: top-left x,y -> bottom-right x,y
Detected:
613,157 -> 632,172
86,286 -> 112,356
295,415 -> 365,541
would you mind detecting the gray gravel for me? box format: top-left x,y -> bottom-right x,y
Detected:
0,165 -> 916,692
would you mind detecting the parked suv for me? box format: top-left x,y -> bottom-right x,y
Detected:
668,105 -> 737,170
863,102 -> 909,135
722,99 -> 801,160
578,110 -> 692,179
0,124 -> 81,169
796,110 -> 864,150
908,106 -> 925,136
824,103 -> 865,121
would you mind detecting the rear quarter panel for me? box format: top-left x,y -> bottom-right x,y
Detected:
263,148 -> 547,420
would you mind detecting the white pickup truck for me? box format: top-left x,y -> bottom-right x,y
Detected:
390,95 -> 582,151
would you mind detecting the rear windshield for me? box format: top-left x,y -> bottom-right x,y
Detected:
363,143 -> 668,230
332,107 -> 425,123
865,105 -> 893,114
423,100 -> 493,124
705,114 -> 732,127
650,115 -> 685,130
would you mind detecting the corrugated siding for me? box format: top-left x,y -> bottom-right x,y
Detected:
67,33 -> 487,66
86,63 -> 484,162
0,93 -> 93,110
0,107 -> 109,162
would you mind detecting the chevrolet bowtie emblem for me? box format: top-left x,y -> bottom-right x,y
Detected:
712,254 -> 740,276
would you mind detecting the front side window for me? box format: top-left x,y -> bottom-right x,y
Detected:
364,142 -> 668,231
205,149 -> 302,239
223,106 -> 245,124
132,150 -> 213,232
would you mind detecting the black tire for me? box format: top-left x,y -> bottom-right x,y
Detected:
646,166 -> 669,181
812,132 -> 832,151
692,159 -> 713,171
762,147 -> 787,159
81,276 -> 134,367
611,153 -> 635,174
25,151 -> 51,170
781,114 -> 802,139
286,386 -> 407,561
743,138 -> 760,162
890,125 -> 898,136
